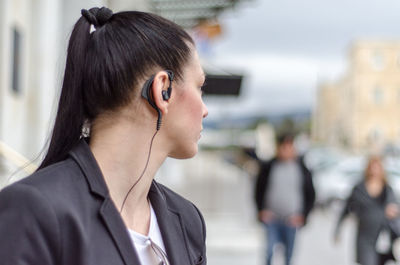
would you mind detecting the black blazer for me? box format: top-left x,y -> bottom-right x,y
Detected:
0,140 -> 206,265
254,157 -> 315,222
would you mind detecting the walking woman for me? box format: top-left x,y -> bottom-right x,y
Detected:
335,156 -> 399,265
0,7 -> 208,265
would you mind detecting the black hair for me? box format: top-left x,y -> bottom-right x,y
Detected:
276,132 -> 295,146
38,7 -> 194,170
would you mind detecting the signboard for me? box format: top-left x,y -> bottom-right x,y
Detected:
203,74 -> 242,96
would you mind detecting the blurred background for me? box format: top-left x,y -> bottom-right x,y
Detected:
1,0 -> 400,264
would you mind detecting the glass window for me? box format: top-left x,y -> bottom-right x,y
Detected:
397,53 -> 400,67
373,86 -> 383,104
369,127 -> 383,142
398,87 -> 400,101
11,27 -> 22,94
371,50 -> 385,71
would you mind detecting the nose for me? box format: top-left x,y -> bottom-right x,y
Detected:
202,101 -> 208,118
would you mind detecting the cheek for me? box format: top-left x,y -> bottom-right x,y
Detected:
180,92 -> 203,124
166,92 -> 203,158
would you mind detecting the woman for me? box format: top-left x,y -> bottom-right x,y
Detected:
0,7 -> 208,265
335,156 -> 399,265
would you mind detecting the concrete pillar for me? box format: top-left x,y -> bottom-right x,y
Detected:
0,0 -> 33,158
0,0 -> 9,173
24,0 -> 64,159
0,0 -> 9,141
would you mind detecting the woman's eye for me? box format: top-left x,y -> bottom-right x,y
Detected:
199,86 -> 205,97
200,82 -> 207,91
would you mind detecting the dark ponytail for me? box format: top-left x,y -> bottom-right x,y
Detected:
38,16 -> 91,169
38,7 -> 194,170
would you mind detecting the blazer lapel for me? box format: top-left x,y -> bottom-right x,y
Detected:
99,198 -> 141,265
69,140 -> 141,265
149,182 -> 192,265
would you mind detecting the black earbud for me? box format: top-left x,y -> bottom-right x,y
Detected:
162,90 -> 170,101
141,70 -> 174,130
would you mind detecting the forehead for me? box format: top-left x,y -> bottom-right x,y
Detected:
279,141 -> 294,147
184,49 -> 205,80
369,159 -> 381,165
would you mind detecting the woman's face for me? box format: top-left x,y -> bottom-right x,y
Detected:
164,48 -> 208,159
367,159 -> 385,181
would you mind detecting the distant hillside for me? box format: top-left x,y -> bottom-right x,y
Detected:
203,109 -> 311,129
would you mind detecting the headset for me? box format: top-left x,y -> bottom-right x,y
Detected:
141,70 -> 174,130
120,70 -> 174,213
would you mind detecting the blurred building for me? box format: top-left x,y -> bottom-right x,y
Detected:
313,40 -> 400,152
0,0 -> 114,164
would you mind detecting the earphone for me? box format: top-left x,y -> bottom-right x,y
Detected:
120,70 -> 174,214
141,70 -> 174,130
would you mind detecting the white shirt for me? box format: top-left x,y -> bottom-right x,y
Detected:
128,204 -> 167,265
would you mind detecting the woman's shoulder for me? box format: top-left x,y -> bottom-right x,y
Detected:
0,161 -> 82,264
353,181 -> 365,190
0,158 -> 85,205
346,181 -> 366,199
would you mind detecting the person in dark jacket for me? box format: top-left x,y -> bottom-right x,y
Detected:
0,7 -> 208,265
335,156 -> 399,265
255,134 -> 315,265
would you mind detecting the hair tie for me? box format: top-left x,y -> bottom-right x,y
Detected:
81,7 -> 113,33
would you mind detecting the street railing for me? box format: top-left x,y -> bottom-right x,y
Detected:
0,140 -> 37,175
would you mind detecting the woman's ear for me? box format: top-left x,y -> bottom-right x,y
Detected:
151,71 -> 171,115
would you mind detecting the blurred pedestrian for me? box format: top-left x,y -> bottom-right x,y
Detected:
0,7 -> 208,265
335,156 -> 399,265
255,133 -> 315,265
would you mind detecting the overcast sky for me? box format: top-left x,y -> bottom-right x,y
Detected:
202,0 -> 400,119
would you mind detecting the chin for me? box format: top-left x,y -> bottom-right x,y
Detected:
169,144 -> 198,159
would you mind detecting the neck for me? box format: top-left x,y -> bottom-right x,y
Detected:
89,116 -> 167,232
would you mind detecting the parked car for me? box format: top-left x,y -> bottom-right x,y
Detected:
303,147 -> 343,172
383,157 -> 400,200
312,154 -> 400,207
312,156 -> 366,207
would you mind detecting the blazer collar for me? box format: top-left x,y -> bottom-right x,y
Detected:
69,138 -> 109,198
149,182 -> 192,265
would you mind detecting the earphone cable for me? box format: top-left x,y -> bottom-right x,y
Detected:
119,129 -> 159,213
